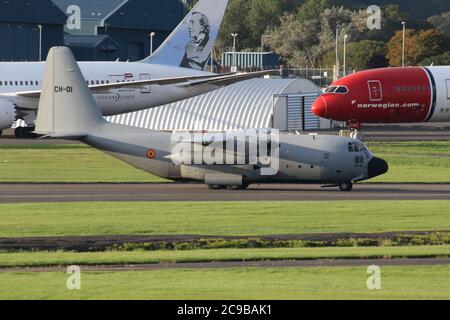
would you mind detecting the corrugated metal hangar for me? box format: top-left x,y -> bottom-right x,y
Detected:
107,78 -> 330,131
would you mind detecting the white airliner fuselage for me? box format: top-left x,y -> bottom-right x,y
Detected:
0,61 -> 213,116
0,0 -> 254,136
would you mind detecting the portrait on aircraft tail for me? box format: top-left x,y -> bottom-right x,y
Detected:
180,12 -> 211,70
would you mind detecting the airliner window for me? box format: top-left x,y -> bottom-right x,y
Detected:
335,86 -> 348,94
325,86 -> 337,93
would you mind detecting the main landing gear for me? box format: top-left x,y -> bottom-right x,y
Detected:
338,181 -> 353,192
341,121 -> 364,141
207,184 -> 249,190
15,126 -> 37,139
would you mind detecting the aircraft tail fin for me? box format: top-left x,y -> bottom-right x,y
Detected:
35,47 -> 105,138
141,0 -> 229,71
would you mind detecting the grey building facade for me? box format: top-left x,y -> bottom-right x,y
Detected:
53,0 -> 187,61
0,0 -> 188,62
0,0 -> 67,61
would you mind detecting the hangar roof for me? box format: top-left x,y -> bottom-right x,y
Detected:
107,78 -> 320,131
53,0 -> 186,34
53,0 -> 126,20
0,0 -> 67,25
53,0 -> 127,35
64,35 -> 119,49
103,0 -> 186,30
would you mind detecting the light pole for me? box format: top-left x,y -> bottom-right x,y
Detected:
231,33 -> 238,71
343,34 -> 348,76
150,32 -> 156,55
401,22 -> 406,67
38,24 -> 43,62
261,34 -> 268,51
335,23 -> 340,80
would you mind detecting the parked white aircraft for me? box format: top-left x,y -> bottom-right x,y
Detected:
0,0 -> 272,137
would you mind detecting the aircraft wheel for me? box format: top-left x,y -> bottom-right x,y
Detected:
226,185 -> 249,191
339,182 -> 353,192
207,184 -> 226,190
15,127 -> 25,138
15,127 -> 37,139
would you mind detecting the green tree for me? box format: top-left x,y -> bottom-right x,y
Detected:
420,52 -> 450,66
217,0 -> 304,51
387,29 -> 450,66
322,40 -> 388,70
265,6 -> 372,67
296,0 -> 330,21
428,11 -> 450,37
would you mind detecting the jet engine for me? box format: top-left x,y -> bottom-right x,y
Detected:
0,101 -> 16,130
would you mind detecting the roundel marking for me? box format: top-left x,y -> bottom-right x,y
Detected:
146,149 -> 157,159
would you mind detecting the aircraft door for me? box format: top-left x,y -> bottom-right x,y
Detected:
140,73 -> 151,94
368,80 -> 382,101
446,80 -> 450,99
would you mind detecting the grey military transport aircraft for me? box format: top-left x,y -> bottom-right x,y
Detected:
35,47 -> 389,192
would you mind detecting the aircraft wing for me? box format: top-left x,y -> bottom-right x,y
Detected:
4,70 -> 278,100
5,73 -> 235,99
185,70 -> 279,87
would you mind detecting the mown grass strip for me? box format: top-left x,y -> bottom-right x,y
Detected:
1,245 -> 450,268
0,201 -> 449,238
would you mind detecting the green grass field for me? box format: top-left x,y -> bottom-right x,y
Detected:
0,144 -> 165,183
366,142 -> 450,183
1,246 -> 450,268
0,201 -> 449,237
0,141 -> 448,183
1,266 -> 450,299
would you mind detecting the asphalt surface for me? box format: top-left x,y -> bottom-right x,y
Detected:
2,258 -> 450,273
0,183 -> 449,203
1,128 -> 450,144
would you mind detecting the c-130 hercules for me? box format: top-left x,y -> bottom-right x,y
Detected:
35,47 -> 388,192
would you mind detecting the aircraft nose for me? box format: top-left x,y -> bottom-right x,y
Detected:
312,96 -> 328,118
368,157 -> 389,179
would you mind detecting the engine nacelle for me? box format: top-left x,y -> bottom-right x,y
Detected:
0,101 -> 16,130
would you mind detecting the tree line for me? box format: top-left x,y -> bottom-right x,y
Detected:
191,0 -> 450,70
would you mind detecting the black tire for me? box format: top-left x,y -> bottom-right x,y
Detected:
226,185 -> 249,191
339,182 -> 353,192
15,127 -> 25,138
207,184 -> 225,190
15,127 -> 37,139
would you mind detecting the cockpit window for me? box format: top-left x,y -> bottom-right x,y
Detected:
348,142 -> 365,153
325,86 -> 337,93
335,86 -> 348,94
325,86 -> 349,94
